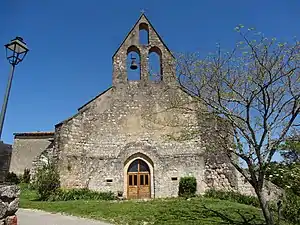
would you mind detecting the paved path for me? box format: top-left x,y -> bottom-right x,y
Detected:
17,208 -> 112,225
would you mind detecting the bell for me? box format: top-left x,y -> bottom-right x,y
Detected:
130,56 -> 138,70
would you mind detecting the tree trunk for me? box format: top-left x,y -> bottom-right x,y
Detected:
255,188 -> 274,225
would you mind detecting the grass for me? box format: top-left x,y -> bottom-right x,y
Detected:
19,184 -> 276,225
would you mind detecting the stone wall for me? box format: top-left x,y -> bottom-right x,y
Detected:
157,154 -> 206,197
204,151 -> 238,191
0,185 -> 19,225
10,132 -> 54,175
237,173 -> 284,201
0,142 -> 12,183
52,80 -> 236,197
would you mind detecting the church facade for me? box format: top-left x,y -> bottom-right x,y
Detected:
10,14 -> 238,199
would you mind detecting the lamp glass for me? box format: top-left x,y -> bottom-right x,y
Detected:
6,39 -> 28,54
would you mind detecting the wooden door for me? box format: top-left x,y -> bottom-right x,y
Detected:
138,173 -> 150,199
127,159 -> 150,199
128,173 -> 138,199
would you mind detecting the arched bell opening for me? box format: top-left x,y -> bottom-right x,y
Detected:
139,23 -> 149,45
148,46 -> 162,82
127,45 -> 141,80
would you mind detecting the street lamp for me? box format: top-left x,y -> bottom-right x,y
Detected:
0,37 -> 29,140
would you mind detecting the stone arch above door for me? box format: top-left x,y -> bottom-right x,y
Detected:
118,141 -> 162,168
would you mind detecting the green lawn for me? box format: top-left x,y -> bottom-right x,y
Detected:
19,185 -> 269,225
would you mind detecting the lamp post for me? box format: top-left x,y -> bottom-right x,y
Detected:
0,37 -> 29,140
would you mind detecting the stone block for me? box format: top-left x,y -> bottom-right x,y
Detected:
7,198 -> 19,216
0,185 -> 20,199
0,200 -> 7,219
0,184 -> 19,222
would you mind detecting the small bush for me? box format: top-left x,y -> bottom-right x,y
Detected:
204,189 -> 260,207
22,168 -> 31,184
5,172 -> 20,184
178,176 -> 197,198
48,188 -> 116,201
32,162 -> 60,201
281,191 -> 300,224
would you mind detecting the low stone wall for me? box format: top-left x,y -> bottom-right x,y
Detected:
237,173 -> 284,201
0,185 -> 19,225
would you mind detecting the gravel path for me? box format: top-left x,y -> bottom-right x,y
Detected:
17,208 -> 112,225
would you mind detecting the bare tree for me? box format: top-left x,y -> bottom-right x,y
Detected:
175,26 -> 300,225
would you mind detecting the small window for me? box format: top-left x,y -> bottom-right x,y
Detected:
128,160 -> 139,172
171,177 -> 178,181
128,159 -> 150,173
145,174 -> 149,185
134,175 -> 137,185
139,160 -> 150,172
106,179 -> 113,183
129,175 -> 133,185
140,175 -> 144,185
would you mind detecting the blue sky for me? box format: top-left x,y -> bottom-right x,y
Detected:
0,0 -> 300,144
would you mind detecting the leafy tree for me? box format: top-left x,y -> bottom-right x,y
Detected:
266,136 -> 300,196
265,137 -> 300,223
175,26 -> 300,225
279,134 -> 300,164
281,190 -> 300,224
266,162 -> 300,196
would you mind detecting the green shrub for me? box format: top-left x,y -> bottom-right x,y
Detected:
48,188 -> 116,201
32,162 -> 60,201
22,168 -> 31,184
266,162 -> 300,196
5,172 -> 20,184
204,189 -> 260,207
281,191 -> 300,224
178,176 -> 197,198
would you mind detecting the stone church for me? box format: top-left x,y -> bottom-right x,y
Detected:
9,14 -> 239,199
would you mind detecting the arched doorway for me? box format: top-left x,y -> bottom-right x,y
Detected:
127,159 -> 150,199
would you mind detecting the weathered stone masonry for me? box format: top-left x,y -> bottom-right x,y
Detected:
54,83 -> 210,197
0,185 -> 19,225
